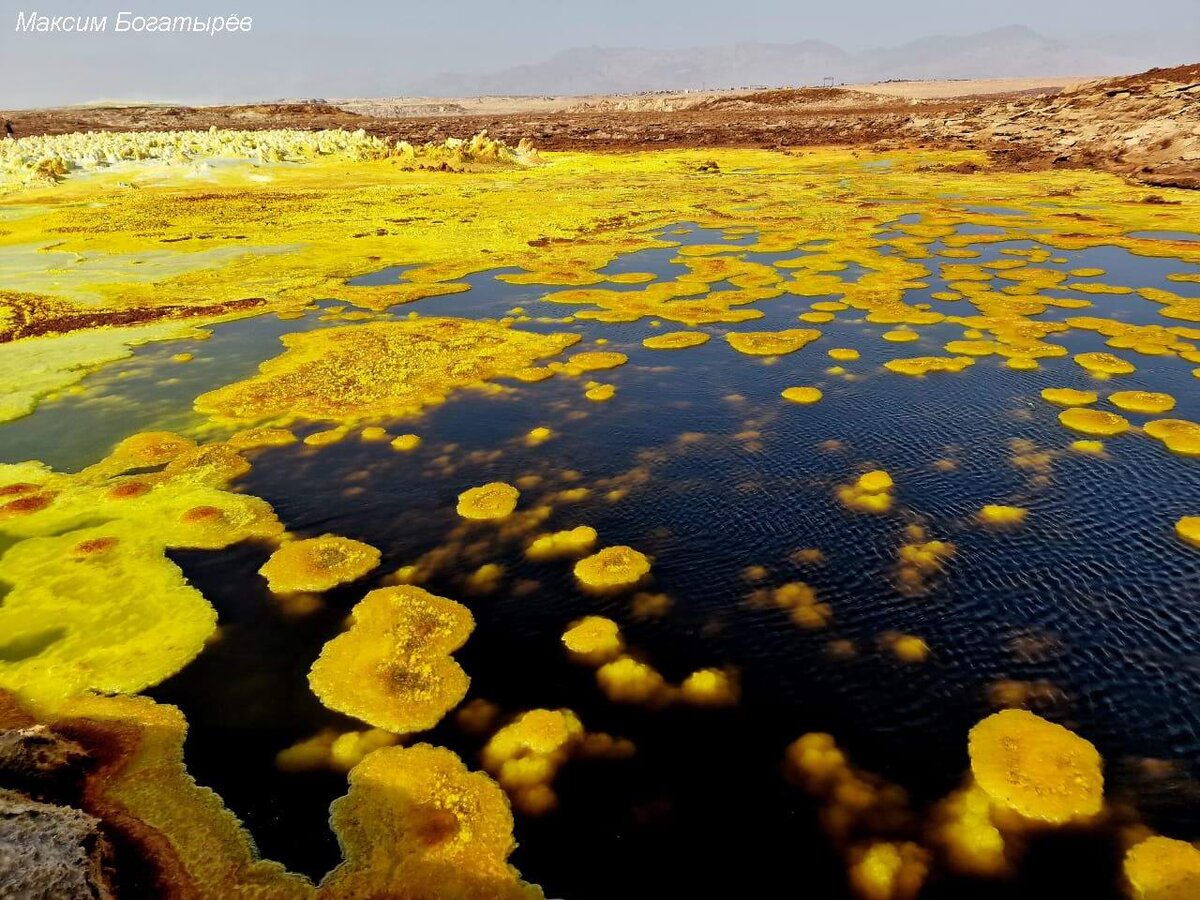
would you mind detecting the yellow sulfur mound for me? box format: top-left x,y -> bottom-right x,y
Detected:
978,505 -> 1028,528
1071,440 -> 1106,455
0,524 -> 216,704
968,709 -> 1103,824
1040,388 -> 1098,407
481,709 -> 633,816
584,383 -> 616,402
276,727 -> 401,774
525,526 -> 598,561
643,331 -> 710,350
321,743 -> 542,899
561,616 -> 624,665
1108,391 -> 1176,414
1144,419 -> 1200,456
848,841 -> 929,900
309,585 -> 474,733
726,329 -> 822,356
884,356 -> 974,377
195,319 -> 579,426
32,693 -> 313,899
525,427 -> 554,446
227,426 -> 297,450
1123,836 -> 1200,900
885,634 -> 930,663
0,434 -> 281,703
930,782 -> 1010,877
782,386 -> 823,404
882,329 -> 920,343
895,532 -> 955,595
259,535 -> 381,593
596,656 -> 673,706
391,433 -> 422,452
457,482 -> 520,520
1058,408 -> 1130,437
838,469 -> 895,514
679,668 -> 740,707
1074,351 -> 1135,376
828,348 -> 860,361
574,545 -> 651,591
750,581 -> 833,629
566,351 -> 628,371
1176,516 -> 1200,549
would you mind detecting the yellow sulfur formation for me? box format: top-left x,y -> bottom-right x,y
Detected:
1123,836 -> 1200,900
0,524 -> 217,704
574,545 -> 652,591
525,427 -> 554,446
749,581 -> 833,629
643,331 -> 710,349
838,469 -> 895,514
1040,388 -> 1098,407
1107,390 -> 1176,414
1144,419 -> 1200,456
884,633 -> 931,663
27,693 -> 315,898
1058,408 -> 1131,437
561,616 -> 624,666
968,709 -> 1103,824
0,433 -> 280,703
276,727 -> 402,774
782,386 -> 823,404
679,668 -> 741,707
457,482 -> 521,520
309,585 -> 474,733
259,535 -> 381,593
930,782 -> 1011,877
525,526 -> 598,561
481,709 -> 633,816
884,356 -> 974,377
1176,516 -> 1200,549
390,433 -> 422,452
564,351 -> 628,372
726,329 -> 822,356
848,841 -> 930,900
978,505 -> 1028,528
595,656 -> 673,706
1074,351 -> 1136,376
1071,440 -> 1106,455
321,743 -> 542,899
195,319 -> 579,426
584,383 -> 616,402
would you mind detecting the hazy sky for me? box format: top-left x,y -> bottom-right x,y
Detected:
3,0 -> 1197,106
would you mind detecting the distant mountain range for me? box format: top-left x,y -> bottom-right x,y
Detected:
414,26 -> 1153,96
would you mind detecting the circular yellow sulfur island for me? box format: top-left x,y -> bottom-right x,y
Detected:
782,386 -> 823,405
1058,408 -> 1130,437
259,535 -> 381,593
978,505 -> 1028,528
1176,516 -> 1200,549
456,482 -> 520,520
1123,836 -> 1200,900
1108,391 -> 1175,415
643,331 -> 710,350
1074,351 -> 1135,376
574,545 -> 651,591
1041,388 -> 1097,407
561,616 -> 624,664
968,709 -> 1103,824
